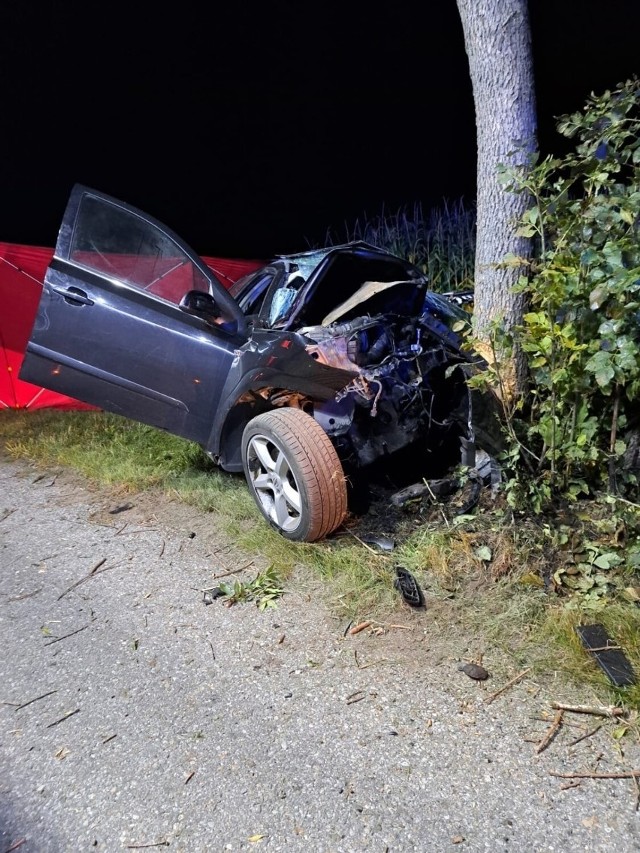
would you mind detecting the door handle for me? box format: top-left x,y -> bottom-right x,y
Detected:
51,285 -> 95,306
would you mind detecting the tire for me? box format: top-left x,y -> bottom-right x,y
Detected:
241,408 -> 348,542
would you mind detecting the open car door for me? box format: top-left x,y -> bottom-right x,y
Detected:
20,185 -> 248,445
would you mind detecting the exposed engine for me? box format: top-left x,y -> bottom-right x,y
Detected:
301,311 -> 468,467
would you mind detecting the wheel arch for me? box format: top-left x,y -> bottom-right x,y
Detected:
213,387 -> 319,473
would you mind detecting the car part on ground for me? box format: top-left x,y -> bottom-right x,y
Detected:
576,624 -> 637,687
394,566 -> 425,608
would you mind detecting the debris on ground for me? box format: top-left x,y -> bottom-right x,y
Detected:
458,662 -> 490,681
359,533 -> 395,551
390,477 -> 459,507
394,566 -> 425,608
576,623 -> 637,687
484,668 -> 532,704
108,502 -> 134,514
549,702 -> 626,718
202,586 -> 224,605
348,621 -> 373,636
536,708 -> 564,754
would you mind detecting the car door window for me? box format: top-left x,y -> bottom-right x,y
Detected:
232,271 -> 275,316
70,193 -> 209,305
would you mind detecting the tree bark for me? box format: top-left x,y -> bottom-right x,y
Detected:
456,0 -> 537,393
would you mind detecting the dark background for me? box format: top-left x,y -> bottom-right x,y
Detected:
0,1 -> 637,260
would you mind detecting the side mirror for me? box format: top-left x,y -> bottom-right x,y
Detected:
179,290 -> 221,323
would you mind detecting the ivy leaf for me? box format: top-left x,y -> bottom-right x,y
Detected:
585,350 -> 615,388
516,224 -> 537,238
474,545 -> 492,562
592,552 -> 622,569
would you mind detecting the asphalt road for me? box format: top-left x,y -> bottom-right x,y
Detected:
1,456 -> 639,853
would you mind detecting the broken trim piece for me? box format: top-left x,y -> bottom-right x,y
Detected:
576,624 -> 637,687
394,566 -> 425,608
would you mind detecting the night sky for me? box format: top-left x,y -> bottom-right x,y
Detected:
1,1 -> 638,261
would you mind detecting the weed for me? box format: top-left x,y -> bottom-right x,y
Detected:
219,565 -> 284,610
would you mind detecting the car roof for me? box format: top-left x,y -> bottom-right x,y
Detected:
273,240 -> 400,264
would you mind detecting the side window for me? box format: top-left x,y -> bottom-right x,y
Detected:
69,194 -> 209,305
236,272 -> 275,315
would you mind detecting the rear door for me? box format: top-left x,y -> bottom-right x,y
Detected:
20,185 -> 247,445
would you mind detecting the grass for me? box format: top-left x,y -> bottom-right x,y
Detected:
2,407 -> 640,718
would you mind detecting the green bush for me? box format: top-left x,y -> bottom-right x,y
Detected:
485,78 -> 640,509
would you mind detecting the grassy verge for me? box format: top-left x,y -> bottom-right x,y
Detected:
2,408 -> 640,716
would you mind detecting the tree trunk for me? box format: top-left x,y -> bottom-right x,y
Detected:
456,0 -> 537,394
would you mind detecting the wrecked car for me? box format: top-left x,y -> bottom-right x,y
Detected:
20,184 -> 485,542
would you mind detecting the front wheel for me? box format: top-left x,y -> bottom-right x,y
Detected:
241,408 -> 347,542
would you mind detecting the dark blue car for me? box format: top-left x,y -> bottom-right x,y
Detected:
21,185 -> 478,542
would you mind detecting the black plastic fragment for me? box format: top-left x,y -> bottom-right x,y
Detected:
108,502 -> 134,515
202,586 -> 224,605
360,534 -> 395,552
576,623 -> 636,687
394,567 -> 425,608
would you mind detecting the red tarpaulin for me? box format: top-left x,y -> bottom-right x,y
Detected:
0,242 -> 263,411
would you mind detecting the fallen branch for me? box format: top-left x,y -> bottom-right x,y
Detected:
585,644 -> 622,652
536,709 -> 564,754
14,689 -> 58,712
44,622 -> 93,646
560,780 -> 582,791
212,561 -> 254,580
342,527 -> 390,557
355,658 -> 389,670
349,621 -> 372,636
46,708 -> 80,728
484,667 -> 531,705
116,526 -> 158,536
633,771 -> 640,812
7,588 -> 43,602
4,838 -> 26,852
551,702 -> 625,718
550,770 -> 640,780
423,480 -> 451,528
569,725 -> 602,747
57,558 -> 108,600
126,843 -> 170,850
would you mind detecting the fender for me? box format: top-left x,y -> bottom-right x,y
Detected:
204,330 -> 357,470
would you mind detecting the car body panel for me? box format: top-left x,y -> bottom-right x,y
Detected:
21,186 -> 250,444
